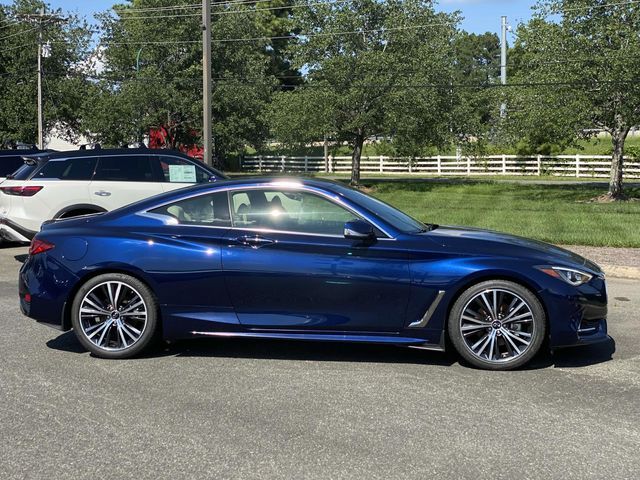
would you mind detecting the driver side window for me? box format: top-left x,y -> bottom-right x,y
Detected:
229,189 -> 359,235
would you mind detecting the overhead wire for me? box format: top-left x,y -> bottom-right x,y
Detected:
95,21 -> 456,47
0,25 -> 37,41
115,0 -> 354,20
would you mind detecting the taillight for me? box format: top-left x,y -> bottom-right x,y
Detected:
29,238 -> 55,256
0,185 -> 44,196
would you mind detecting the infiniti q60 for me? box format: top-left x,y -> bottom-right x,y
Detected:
19,178 -> 608,370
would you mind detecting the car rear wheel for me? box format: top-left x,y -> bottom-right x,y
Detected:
448,280 -> 546,370
71,273 -> 158,359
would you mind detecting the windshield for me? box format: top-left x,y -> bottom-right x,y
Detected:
336,185 -> 427,233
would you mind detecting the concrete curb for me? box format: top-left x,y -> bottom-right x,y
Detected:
601,264 -> 640,280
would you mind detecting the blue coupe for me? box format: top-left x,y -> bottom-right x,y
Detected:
19,178 -> 608,370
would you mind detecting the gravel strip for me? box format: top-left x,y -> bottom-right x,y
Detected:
559,245 -> 640,270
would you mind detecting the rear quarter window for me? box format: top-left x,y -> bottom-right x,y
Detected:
34,157 -> 98,180
9,163 -> 39,180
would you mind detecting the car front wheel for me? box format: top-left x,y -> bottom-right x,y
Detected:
448,280 -> 546,370
71,273 -> 158,359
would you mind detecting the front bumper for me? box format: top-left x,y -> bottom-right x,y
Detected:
542,274 -> 609,348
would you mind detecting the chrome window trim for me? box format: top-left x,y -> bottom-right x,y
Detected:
140,183 -> 396,240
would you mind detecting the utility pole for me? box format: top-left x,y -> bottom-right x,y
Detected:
323,133 -> 329,172
500,15 -> 508,118
17,8 -> 64,149
36,7 -> 44,149
202,0 -> 213,166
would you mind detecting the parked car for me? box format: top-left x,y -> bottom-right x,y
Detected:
0,147 -> 227,243
0,147 -> 42,182
19,177 -> 608,370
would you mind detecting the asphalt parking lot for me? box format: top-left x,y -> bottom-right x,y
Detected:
1,245 -> 639,480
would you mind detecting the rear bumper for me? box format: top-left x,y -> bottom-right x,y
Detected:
19,253 -> 77,330
0,216 -> 35,243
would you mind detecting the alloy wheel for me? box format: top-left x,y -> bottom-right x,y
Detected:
459,288 -> 536,364
78,281 -> 148,352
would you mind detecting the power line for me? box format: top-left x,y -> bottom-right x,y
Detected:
67,72 -> 640,90
0,20 -> 20,30
0,25 -> 37,41
557,0 -> 640,13
116,0 -> 355,20
116,12 -> 200,20
98,21 -> 455,47
0,42 -> 37,53
111,0 -> 297,15
0,17 -> 19,25
113,3 -> 201,14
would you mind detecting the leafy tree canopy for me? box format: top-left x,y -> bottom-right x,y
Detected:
82,0 -> 280,164
505,0 -> 640,198
268,0 -> 460,185
0,0 -> 92,146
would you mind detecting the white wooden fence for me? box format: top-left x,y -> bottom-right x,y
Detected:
241,154 -> 640,178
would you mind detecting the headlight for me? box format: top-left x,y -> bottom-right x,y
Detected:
538,266 -> 593,286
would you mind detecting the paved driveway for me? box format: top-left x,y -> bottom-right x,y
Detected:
0,245 -> 638,479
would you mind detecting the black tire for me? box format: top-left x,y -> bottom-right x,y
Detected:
70,273 -> 158,359
447,280 -> 546,370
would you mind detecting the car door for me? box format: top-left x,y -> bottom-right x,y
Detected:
89,154 -> 164,210
143,189 -> 236,334
154,154 -> 213,193
222,187 -> 411,332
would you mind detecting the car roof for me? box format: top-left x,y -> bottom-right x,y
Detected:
118,177 -> 352,212
25,148 -> 194,161
160,176 -> 348,193
0,149 -> 41,157
18,147 -> 225,175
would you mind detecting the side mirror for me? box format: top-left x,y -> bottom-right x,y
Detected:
344,220 -> 375,241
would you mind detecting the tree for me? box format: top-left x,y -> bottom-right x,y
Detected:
451,32 -> 501,152
0,0 -> 92,145
83,0 -> 277,165
268,0 -> 459,185
506,0 -> 640,199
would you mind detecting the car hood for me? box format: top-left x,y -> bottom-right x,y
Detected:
424,225 -> 602,273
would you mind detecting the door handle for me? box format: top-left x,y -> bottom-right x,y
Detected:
232,235 -> 276,249
94,190 -> 111,197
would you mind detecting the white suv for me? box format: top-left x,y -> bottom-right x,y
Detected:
0,147 -> 226,243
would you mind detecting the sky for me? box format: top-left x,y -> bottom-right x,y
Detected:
3,0 -> 537,36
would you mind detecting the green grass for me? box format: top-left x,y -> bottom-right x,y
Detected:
563,135 -> 640,155
366,181 -> 640,248
248,134 -> 640,158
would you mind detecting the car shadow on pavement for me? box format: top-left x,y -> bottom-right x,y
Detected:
46,331 -> 87,354
47,332 -> 458,367
14,253 -> 28,264
527,337 -> 616,369
46,330 -> 616,369
551,337 -> 616,368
